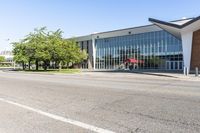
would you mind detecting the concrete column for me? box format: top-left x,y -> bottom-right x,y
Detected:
92,35 -> 96,70
87,40 -> 93,70
181,32 -> 193,72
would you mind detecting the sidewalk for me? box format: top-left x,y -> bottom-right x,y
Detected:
84,69 -> 200,81
139,72 -> 200,81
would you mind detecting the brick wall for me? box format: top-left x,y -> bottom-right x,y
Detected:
191,29 -> 200,70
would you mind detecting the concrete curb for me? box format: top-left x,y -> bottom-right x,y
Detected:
85,70 -> 179,78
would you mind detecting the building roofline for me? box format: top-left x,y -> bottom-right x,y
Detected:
94,24 -> 154,35
72,17 -> 196,39
170,17 -> 194,23
149,16 -> 200,29
149,18 -> 183,29
69,24 -> 157,40
93,18 -> 194,35
181,16 -> 200,27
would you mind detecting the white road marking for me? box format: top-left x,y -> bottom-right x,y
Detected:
0,98 -> 115,133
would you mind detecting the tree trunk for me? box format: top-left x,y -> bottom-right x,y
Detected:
59,62 -> 62,71
36,60 -> 39,71
22,62 -> 25,70
43,61 -> 48,71
67,62 -> 70,69
28,61 -> 31,70
54,61 -> 57,69
54,61 -> 56,69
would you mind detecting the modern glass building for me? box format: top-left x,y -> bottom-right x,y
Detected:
74,16 -> 200,73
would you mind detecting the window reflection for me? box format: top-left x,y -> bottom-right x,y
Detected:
95,30 -> 183,70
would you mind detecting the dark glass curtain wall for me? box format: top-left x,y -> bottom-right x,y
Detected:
95,30 -> 183,70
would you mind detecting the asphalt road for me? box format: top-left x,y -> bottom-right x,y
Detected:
0,71 -> 200,133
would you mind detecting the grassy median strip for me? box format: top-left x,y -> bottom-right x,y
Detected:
48,69 -> 81,74
18,69 -> 81,74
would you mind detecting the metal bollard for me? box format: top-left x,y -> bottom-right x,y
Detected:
195,67 -> 199,77
186,67 -> 189,76
185,67 -> 189,76
184,66 -> 186,75
183,67 -> 190,76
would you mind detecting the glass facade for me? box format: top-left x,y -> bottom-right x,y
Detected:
95,30 -> 183,70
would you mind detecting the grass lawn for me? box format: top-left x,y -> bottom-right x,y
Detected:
21,69 -> 81,74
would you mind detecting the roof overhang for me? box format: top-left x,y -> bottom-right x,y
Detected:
149,16 -> 200,40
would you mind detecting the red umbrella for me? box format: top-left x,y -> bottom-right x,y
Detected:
125,58 -> 144,64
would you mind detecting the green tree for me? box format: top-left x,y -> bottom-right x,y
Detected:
48,31 -> 87,70
148,56 -> 164,68
47,29 -> 65,70
0,56 -> 5,62
65,40 -> 88,66
57,39 -> 88,69
24,27 -> 50,70
12,27 -> 88,71
12,42 -> 28,70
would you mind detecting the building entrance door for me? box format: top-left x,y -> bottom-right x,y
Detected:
166,61 -> 183,70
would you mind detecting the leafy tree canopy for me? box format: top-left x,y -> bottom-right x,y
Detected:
0,56 -> 5,62
12,27 -> 88,70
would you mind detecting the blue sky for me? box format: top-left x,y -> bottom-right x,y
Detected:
0,0 -> 200,50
